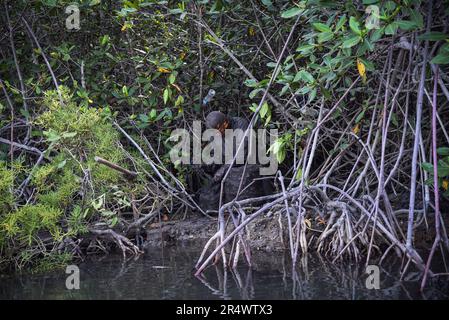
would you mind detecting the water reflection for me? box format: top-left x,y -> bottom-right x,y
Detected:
0,242 -> 448,300
196,267 -> 255,300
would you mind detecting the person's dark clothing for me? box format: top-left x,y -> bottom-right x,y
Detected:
228,116 -> 249,131
198,165 -> 273,212
197,113 -> 273,213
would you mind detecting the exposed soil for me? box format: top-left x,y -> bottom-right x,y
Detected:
143,212 -> 288,253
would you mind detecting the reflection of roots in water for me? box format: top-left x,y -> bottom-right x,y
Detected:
195,252 -> 447,300
195,266 -> 255,300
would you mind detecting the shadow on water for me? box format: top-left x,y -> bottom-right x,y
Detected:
1,241 -> 448,300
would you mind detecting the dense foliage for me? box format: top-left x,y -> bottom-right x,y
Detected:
0,0 -> 448,288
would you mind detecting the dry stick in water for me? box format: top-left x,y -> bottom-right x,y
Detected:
406,0 -> 432,255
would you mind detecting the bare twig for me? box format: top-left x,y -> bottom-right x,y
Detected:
94,156 -> 138,180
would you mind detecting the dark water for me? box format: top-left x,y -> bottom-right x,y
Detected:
1,242 -> 448,300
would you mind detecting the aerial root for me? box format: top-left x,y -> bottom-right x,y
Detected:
195,186 -> 402,275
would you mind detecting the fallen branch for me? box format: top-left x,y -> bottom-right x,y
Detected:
0,137 -> 43,156
94,156 -> 138,180
89,228 -> 142,258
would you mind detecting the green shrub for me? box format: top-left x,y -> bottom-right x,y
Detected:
1,204 -> 63,246
0,162 -> 14,215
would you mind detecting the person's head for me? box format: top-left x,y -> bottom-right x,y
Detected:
205,111 -> 229,135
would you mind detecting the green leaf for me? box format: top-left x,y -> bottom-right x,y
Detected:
317,32 -> 334,43
264,111 -> 272,126
281,7 -> 303,18
169,8 -> 184,14
122,85 -> 128,96
244,79 -> 259,87
296,86 -> 311,95
308,88 -> 317,103
92,197 -> 103,210
358,57 -> 374,71
139,114 -> 149,122
437,166 -> 449,177
396,20 -> 418,31
62,132 -> 77,138
109,216 -> 118,227
371,28 -> 384,42
249,88 -> 264,99
163,88 -> 169,104
155,108 -> 169,121
260,102 -> 269,118
175,95 -> 184,107
249,103 -> 258,113
168,73 -> 176,84
270,140 -> 281,154
280,84 -> 290,96
421,162 -> 433,172
385,22 -> 398,35
295,168 -> 303,181
335,15 -> 347,32
20,108 -> 30,119
101,210 -> 115,217
296,44 -> 315,53
312,23 -> 332,33
294,70 -> 314,83
342,35 -> 361,48
409,10 -> 423,29
355,109 -> 365,123
437,147 -> 449,156
276,148 -> 286,163
261,0 -> 273,7
349,16 -> 361,35
431,51 -> 449,64
41,0 -> 57,7
385,1 -> 397,11
418,32 -> 448,41
57,160 -> 67,169
100,35 -> 110,46
43,129 -> 61,142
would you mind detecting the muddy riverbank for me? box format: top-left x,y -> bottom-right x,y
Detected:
144,212 -> 288,252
